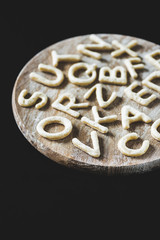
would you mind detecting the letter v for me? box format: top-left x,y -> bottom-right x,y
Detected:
72,131 -> 100,157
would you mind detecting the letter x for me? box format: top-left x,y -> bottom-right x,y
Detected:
111,39 -> 138,58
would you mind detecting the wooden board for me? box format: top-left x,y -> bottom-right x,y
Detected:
12,34 -> 160,174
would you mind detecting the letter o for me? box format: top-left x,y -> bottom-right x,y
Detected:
36,116 -> 72,140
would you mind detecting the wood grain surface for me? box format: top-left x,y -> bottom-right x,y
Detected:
12,34 -> 160,174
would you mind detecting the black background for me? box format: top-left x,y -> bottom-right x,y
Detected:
2,2 -> 160,236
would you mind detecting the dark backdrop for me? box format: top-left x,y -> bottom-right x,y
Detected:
2,2 -> 160,236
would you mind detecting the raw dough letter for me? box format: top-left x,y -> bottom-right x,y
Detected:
77,34 -> 112,59
99,66 -> 127,85
151,118 -> 160,141
52,92 -> 89,118
84,83 -> 117,108
30,63 -> 64,87
51,50 -> 81,67
36,116 -> 72,140
124,57 -> 144,79
18,89 -> 48,109
81,106 -> 117,133
118,132 -> 149,157
142,71 -> 160,93
121,105 -> 151,130
72,130 -> 100,157
145,49 -> 160,70
68,62 -> 97,86
111,39 -> 138,58
124,81 -> 156,106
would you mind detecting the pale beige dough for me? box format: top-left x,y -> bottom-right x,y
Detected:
99,66 -> 127,85
124,81 -> 157,106
36,116 -> 72,140
121,105 -> 152,130
18,89 -> 48,109
81,106 -> 117,133
68,62 -> 97,86
51,92 -> 89,118
51,50 -> 81,67
84,83 -> 117,108
151,118 -> 160,141
72,130 -> 100,157
124,57 -> 144,79
18,35 -> 160,161
77,34 -> 112,59
142,71 -> 160,93
92,106 -> 117,123
145,49 -> 160,70
118,132 -> 149,157
111,39 -> 138,58
30,63 -> 64,87
81,117 -> 108,133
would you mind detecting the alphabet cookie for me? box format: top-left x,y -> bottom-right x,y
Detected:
121,105 -> 151,130
111,39 -> 138,58
18,89 -> 48,109
142,71 -> 160,93
30,64 -> 64,87
151,118 -> 160,141
84,83 -> 117,108
77,34 -> 112,59
51,50 -> 81,67
124,57 -> 144,79
81,106 -> 117,133
52,92 -> 89,118
124,81 -> 156,106
37,116 -> 72,140
145,50 -> 160,70
68,62 -> 97,86
99,66 -> 127,85
118,133 -> 149,157
72,131 -> 100,158
12,34 -> 160,174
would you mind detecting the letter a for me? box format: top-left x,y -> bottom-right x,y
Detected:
121,105 -> 151,129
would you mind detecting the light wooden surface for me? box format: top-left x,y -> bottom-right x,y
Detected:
12,34 -> 160,174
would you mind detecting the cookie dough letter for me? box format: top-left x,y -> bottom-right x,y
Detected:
124,81 -> 156,106
121,105 -> 151,130
72,131 -> 100,157
145,50 -> 160,70
77,34 -> 112,59
111,39 -> 138,58
81,106 -> 117,133
99,66 -> 127,85
118,133 -> 149,157
30,64 -> 64,87
51,50 -> 81,67
68,62 -> 97,86
18,89 -> 48,109
151,118 -> 160,141
52,92 -> 89,118
124,57 -> 144,79
37,116 -> 72,140
84,83 -> 117,108
142,71 -> 160,93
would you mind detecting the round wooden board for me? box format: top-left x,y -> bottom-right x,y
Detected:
12,34 -> 160,175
